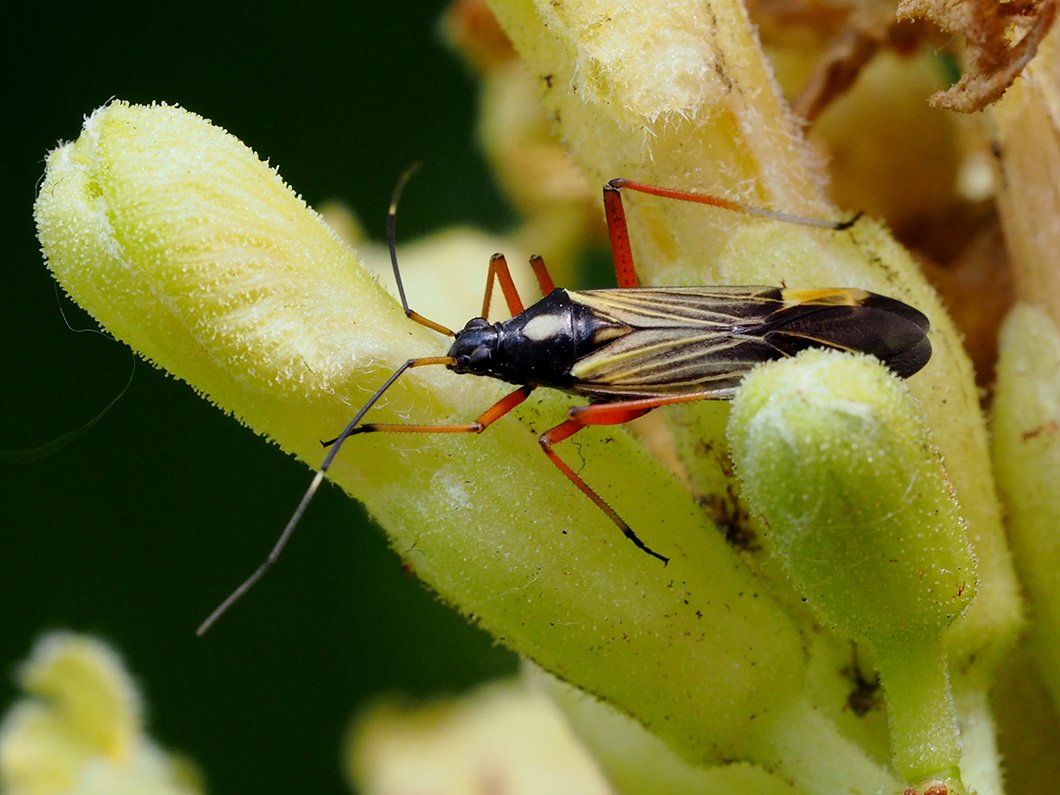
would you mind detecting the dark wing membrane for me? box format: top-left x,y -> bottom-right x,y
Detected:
760,290 -> 931,378
565,286 -> 930,399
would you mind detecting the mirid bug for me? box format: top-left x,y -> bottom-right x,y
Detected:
196,174 -> 931,634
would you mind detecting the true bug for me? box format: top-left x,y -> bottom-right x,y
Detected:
196,174 -> 931,634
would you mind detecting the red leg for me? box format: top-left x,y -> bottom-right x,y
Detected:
197,354 -> 486,635
539,413 -> 668,564
528,254 -> 556,295
536,387 -> 739,564
607,177 -> 856,234
354,385 -> 534,436
605,177 -> 773,291
481,253 -> 525,318
480,253 -> 558,320
609,178 -> 753,215
567,389 -> 735,425
602,182 -> 640,289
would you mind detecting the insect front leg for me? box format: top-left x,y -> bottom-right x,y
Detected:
481,254 -> 526,319
481,253 -> 558,319
196,368 -> 531,636
351,384 -> 535,437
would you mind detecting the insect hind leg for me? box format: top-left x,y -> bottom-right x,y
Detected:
607,178 -> 858,230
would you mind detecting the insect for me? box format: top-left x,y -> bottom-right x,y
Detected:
196,174 -> 931,634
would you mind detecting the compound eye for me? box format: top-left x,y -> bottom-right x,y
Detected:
451,345 -> 491,373
463,317 -> 490,331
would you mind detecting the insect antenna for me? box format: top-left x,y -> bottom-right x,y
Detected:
388,163 -> 455,337
197,168 -> 457,635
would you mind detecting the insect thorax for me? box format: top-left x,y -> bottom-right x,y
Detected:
446,289 -> 631,390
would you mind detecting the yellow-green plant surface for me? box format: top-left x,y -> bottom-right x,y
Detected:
28,1 -> 1060,793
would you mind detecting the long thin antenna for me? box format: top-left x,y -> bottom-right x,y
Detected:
387,162 -> 420,315
2,287 -> 136,464
197,355 -> 456,635
0,358 -> 135,463
197,167 -> 459,636
388,163 -> 454,336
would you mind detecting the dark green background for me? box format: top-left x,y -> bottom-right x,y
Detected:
3,4 -> 519,793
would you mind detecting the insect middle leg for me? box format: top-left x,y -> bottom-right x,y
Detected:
538,402 -> 667,564
539,389 -> 740,565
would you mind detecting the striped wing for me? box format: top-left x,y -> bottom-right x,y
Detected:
565,286 -> 930,399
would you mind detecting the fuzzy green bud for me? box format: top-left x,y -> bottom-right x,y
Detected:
729,349 -> 976,790
728,349 -> 975,643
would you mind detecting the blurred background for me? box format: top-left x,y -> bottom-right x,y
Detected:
2,3 -> 520,792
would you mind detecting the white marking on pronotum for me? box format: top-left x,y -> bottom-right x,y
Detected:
520,310 -> 569,342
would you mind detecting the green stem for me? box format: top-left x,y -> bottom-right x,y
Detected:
873,640 -> 965,793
